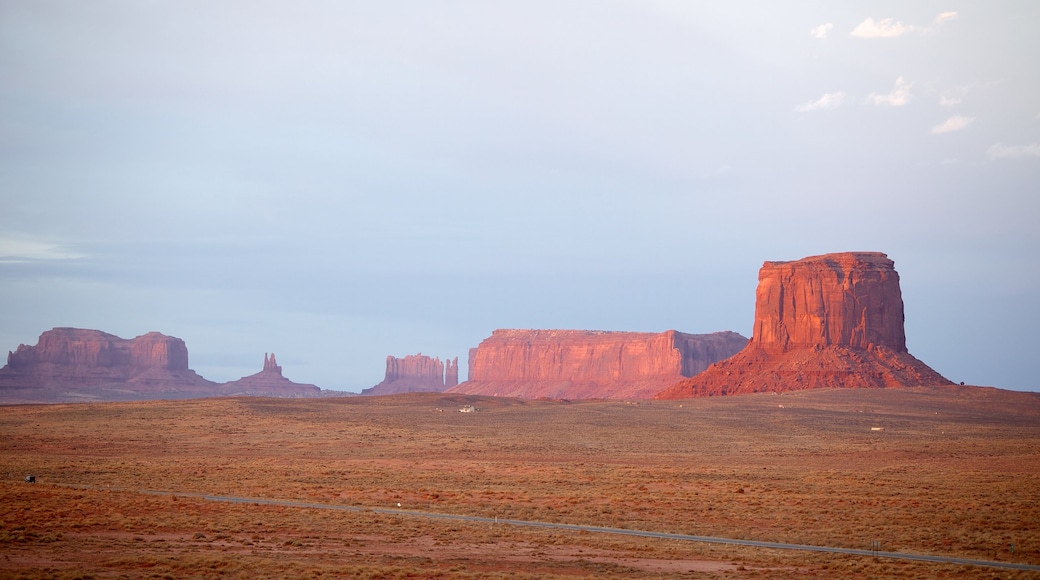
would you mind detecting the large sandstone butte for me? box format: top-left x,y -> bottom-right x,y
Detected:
220,353 -> 321,398
0,327 -> 217,402
657,252 -> 953,399
447,329 -> 748,399
362,354 -> 459,396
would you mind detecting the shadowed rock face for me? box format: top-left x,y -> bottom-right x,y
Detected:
220,353 -> 320,398
362,354 -> 458,395
657,252 -> 952,399
0,327 -> 216,399
447,329 -> 748,399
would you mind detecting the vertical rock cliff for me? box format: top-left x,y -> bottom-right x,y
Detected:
362,353 -> 455,395
0,328 -> 216,400
445,357 -> 459,388
656,252 -> 952,399
447,329 -> 748,399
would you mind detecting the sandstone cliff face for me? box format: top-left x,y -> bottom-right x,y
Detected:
753,252 -> 906,354
362,354 -> 457,396
0,328 -> 216,401
219,352 -> 321,398
656,252 -> 952,399
447,329 -> 748,399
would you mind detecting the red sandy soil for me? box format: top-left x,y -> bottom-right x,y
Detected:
2,385 -> 1039,578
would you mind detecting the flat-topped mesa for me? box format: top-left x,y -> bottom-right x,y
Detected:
220,352 -> 320,398
0,327 -> 215,398
6,328 -> 190,372
753,252 -> 906,354
362,353 -> 454,395
656,252 -> 952,399
447,329 -> 748,400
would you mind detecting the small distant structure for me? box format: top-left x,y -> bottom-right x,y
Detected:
459,405 -> 477,413
871,427 -> 885,431
24,475 -> 35,484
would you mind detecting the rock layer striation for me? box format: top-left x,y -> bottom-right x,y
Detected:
363,354 -> 459,395
0,328 -> 216,400
657,252 -> 952,399
448,329 -> 748,399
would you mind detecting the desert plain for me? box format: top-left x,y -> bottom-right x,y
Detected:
2,386 -> 1039,579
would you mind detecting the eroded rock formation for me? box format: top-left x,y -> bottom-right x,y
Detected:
447,329 -> 748,399
445,357 -> 459,388
656,252 -> 952,399
363,353 -> 456,395
220,352 -> 320,397
0,328 -> 216,401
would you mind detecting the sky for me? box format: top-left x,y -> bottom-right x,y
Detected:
1,1 -> 1038,393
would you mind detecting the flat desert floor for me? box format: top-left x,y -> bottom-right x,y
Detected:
2,386 -> 1039,578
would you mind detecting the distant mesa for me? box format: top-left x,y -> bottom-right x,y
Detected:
0,328 -> 333,403
447,329 -> 748,400
220,352 -> 321,398
656,252 -> 953,399
0,327 -> 217,402
362,354 -> 459,396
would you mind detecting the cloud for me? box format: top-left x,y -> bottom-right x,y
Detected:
851,17 -> 915,38
867,77 -> 912,107
851,12 -> 958,38
795,91 -> 847,112
810,23 -> 833,39
0,235 -> 85,263
987,143 -> 1040,160
931,115 -> 975,134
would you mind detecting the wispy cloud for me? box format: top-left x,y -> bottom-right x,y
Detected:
810,23 -> 833,39
851,17 -> 915,38
940,80 -> 1001,107
0,235 -> 85,264
867,77 -> 912,107
851,11 -> 958,38
795,91 -> 847,112
987,143 -> 1040,160
931,115 -> 975,134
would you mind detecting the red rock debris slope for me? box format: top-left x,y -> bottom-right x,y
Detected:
657,252 -> 952,399
447,329 -> 747,399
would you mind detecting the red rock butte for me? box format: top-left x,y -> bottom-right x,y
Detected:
0,328 -> 216,400
447,329 -> 748,399
0,329 -> 333,402
657,252 -> 952,399
362,354 -> 459,396
220,352 -> 321,398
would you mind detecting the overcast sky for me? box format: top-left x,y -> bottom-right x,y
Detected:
2,1 -> 1038,392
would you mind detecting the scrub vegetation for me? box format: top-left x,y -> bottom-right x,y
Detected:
2,386 -> 1038,578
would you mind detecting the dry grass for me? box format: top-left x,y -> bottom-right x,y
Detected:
1,386 -> 1039,578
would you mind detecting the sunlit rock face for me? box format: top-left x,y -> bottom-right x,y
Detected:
362,354 -> 458,395
0,327 -> 216,396
448,329 -> 748,399
656,252 -> 952,399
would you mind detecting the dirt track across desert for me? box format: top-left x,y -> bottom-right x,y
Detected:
3,387 -> 1040,578
46,483 -> 1040,572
